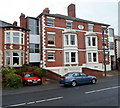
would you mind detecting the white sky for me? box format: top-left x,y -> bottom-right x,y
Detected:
0,0 -> 119,35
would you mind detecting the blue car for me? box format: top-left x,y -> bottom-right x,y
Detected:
59,72 -> 97,87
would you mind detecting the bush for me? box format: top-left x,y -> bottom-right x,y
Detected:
34,68 -> 47,78
5,73 -> 23,88
2,67 -> 23,88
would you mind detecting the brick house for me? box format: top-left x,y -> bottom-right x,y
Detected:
0,4 -> 115,76
0,20 -> 30,68
36,4 -> 111,75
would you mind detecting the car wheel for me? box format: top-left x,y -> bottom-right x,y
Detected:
91,79 -> 96,84
71,81 -> 77,87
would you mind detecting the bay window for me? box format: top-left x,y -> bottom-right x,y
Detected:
65,51 -> 78,64
86,36 -> 97,47
6,32 -> 10,43
5,31 -> 24,44
87,52 -> 98,63
5,51 -> 24,66
64,33 -> 77,46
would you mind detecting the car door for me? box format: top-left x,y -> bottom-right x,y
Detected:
73,73 -> 83,84
80,73 -> 90,83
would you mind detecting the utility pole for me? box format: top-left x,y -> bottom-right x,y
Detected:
102,28 -> 107,77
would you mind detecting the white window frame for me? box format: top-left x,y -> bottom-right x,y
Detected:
47,32 -> 56,46
47,17 -> 54,27
5,31 -> 25,45
13,32 -> 20,44
66,20 -> 72,29
48,51 -> 55,62
88,24 -> 94,32
87,52 -> 98,63
64,33 -> 77,46
64,51 -> 78,64
5,51 -> 24,66
86,36 -> 97,47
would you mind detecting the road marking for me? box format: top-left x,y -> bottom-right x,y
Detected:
9,103 -> 26,107
85,86 -> 120,94
36,99 -> 46,103
27,101 -> 35,105
46,96 -> 63,101
4,96 -> 63,107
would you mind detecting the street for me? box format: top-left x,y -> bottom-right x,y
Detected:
2,75 -> 119,107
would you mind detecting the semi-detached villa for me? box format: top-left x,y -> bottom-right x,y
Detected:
0,4 -> 116,76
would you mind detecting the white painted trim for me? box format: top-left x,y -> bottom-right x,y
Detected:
47,16 -> 55,19
66,20 -> 73,22
47,32 -> 56,34
44,25 -> 104,35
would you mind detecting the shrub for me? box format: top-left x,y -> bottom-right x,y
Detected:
5,73 -> 23,88
34,68 -> 47,78
2,67 -> 23,88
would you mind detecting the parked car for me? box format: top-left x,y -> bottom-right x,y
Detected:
20,72 -> 41,85
59,72 -> 97,87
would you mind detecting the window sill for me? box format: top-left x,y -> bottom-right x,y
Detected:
48,60 -> 55,62
48,44 -> 56,47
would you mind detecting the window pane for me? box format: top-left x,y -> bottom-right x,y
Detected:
6,32 -> 10,43
13,52 -> 19,65
6,57 -> 10,65
65,35 -> 69,45
88,53 -> 92,62
109,29 -> 113,37
47,18 -> 54,26
110,42 -> 114,50
21,33 -> 24,44
6,52 -> 10,65
70,35 -> 75,45
30,44 -> 35,53
92,37 -> 96,46
88,25 -> 93,32
65,52 -> 69,62
48,52 -> 54,60
66,22 -> 72,29
13,32 -> 19,44
48,34 -> 55,45
35,44 -> 40,53
93,53 -> 97,62
29,19 -> 39,35
87,37 -> 91,46
71,52 -> 76,62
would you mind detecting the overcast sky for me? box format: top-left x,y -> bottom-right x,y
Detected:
0,0 -> 119,35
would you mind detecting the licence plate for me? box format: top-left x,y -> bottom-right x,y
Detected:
61,78 -> 64,80
33,82 -> 37,83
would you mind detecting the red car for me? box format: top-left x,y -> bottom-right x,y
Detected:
20,72 -> 41,85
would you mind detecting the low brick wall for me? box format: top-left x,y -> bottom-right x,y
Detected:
82,68 -> 104,78
46,70 -> 61,80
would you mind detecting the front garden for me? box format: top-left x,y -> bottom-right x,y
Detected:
2,65 -> 47,88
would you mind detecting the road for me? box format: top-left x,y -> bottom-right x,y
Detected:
2,75 -> 120,107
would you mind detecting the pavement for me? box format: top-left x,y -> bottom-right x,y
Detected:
2,69 -> 120,96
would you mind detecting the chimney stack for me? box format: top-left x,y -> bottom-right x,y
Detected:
13,21 -> 17,26
43,8 -> 50,13
68,4 -> 76,17
19,13 -> 26,28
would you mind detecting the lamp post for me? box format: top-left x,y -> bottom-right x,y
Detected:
102,28 -> 107,77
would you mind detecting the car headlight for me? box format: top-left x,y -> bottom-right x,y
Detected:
37,79 -> 41,81
27,80 -> 32,82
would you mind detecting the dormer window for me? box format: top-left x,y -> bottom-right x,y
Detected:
66,21 -> 72,29
88,24 -> 94,32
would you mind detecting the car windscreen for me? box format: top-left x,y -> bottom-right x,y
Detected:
24,73 -> 38,77
64,73 -> 73,76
